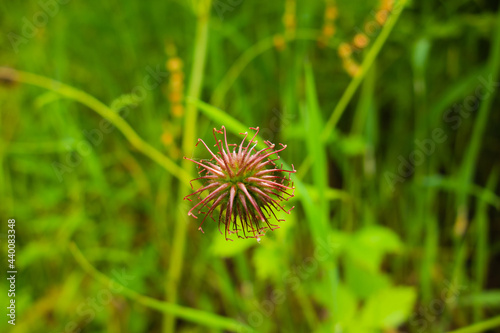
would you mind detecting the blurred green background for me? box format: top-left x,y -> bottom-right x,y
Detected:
1,0 -> 500,332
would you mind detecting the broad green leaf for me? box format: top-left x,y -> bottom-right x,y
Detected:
336,284 -> 358,326
360,286 -> 417,329
252,242 -> 283,282
346,225 -> 403,273
344,261 -> 392,299
328,230 -> 351,256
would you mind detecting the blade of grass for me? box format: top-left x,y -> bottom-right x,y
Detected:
2,68 -> 192,186
456,1 -> 500,223
210,29 -> 336,108
421,176 -> 500,208
303,61 -> 338,326
165,1 -> 212,331
69,242 -> 252,332
297,0 -> 409,178
321,0 -> 408,141
451,4 -> 500,308
473,170 -> 498,321
446,315 -> 500,333
303,61 -> 328,235
411,36 -> 435,304
428,65 -> 488,126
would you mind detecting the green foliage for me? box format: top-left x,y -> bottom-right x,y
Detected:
1,0 -> 500,332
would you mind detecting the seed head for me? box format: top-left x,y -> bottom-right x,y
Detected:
184,126 -> 296,241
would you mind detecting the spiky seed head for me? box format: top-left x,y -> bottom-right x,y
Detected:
184,126 -> 296,241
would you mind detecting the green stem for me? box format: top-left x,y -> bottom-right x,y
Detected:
4,68 -> 192,186
456,3 -> 500,216
297,0 -> 408,177
321,0 -> 408,141
450,6 -> 500,325
164,1 -> 212,332
69,242 -> 251,332
446,315 -> 500,333
210,29 -> 335,107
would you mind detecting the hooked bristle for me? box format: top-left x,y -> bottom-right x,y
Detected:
183,126 -> 296,241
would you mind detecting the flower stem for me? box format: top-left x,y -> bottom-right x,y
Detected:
69,242 -> 250,332
5,68 -> 192,186
164,1 -> 212,332
210,29 -> 337,107
446,315 -> 500,333
297,0 -> 408,178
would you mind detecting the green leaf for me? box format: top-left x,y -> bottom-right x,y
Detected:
303,61 -> 329,240
328,230 -> 351,256
346,225 -> 403,273
339,135 -> 366,156
252,242 -> 283,282
336,284 -> 358,326
344,261 -> 392,299
360,286 -> 417,329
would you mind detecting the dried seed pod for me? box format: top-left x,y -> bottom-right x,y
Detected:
184,126 -> 296,241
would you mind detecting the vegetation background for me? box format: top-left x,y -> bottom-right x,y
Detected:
1,0 -> 499,332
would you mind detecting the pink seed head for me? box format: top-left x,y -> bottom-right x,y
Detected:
184,126 -> 296,241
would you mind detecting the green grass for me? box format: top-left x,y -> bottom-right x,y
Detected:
1,0 -> 500,332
